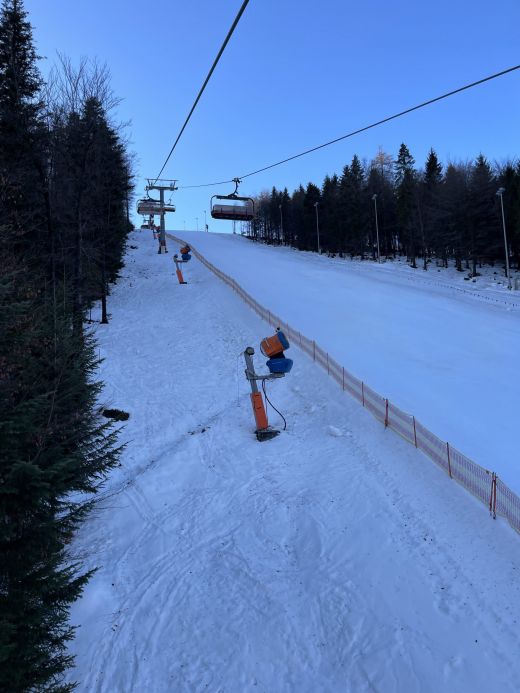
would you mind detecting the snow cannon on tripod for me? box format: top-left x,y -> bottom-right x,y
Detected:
243,328 -> 292,442
173,244 -> 192,284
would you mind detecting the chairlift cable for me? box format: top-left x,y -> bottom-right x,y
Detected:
175,64 -> 520,189
152,0 -> 251,184
237,64 -> 520,179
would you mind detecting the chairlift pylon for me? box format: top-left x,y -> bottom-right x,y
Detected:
210,178 -> 254,222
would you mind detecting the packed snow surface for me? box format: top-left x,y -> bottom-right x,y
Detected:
68,231 -> 520,692
176,231 -> 519,491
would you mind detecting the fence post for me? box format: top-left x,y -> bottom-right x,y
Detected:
342,367 -> 345,391
299,332 -> 302,346
413,416 -> 417,447
313,341 -> 316,361
446,442 -> 452,478
385,399 -> 389,428
489,473 -> 497,519
268,310 -> 271,325
326,352 -> 329,374
361,382 -> 365,406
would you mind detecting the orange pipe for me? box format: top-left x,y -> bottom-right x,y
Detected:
250,392 -> 268,431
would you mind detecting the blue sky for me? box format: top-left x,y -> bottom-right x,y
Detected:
25,0 -> 520,231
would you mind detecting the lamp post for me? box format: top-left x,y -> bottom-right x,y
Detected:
372,193 -> 381,263
204,209 -> 208,232
196,217 -> 199,232
314,201 -> 321,253
496,187 -> 512,290
183,220 -> 186,231
279,203 -> 283,241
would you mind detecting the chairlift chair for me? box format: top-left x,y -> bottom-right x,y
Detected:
137,198 -> 176,215
210,178 -> 254,222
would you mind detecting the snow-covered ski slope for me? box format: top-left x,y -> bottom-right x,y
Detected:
67,231 -> 520,692
174,231 -> 519,492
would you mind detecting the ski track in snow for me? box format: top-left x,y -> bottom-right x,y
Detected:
67,232 -> 520,692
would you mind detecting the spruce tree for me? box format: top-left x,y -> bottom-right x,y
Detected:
441,163 -> 470,271
321,173 -> 340,252
344,155 -> 367,258
280,187 -> 291,245
394,143 -> 418,267
468,154 -> 499,275
302,182 -> 321,252
497,162 -> 520,271
422,149 -> 444,266
0,2 -> 125,690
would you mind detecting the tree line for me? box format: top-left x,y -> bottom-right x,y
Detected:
248,145 -> 520,276
0,1 -> 133,690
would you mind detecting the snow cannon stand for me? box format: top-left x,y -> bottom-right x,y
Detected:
173,254 -> 187,284
243,328 -> 293,442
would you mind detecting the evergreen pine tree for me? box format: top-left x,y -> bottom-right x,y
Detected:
394,143 -> 418,267
302,182 -> 321,252
497,162 -> 520,272
280,187 -> 291,245
422,149 -> 444,266
441,162 -> 470,271
468,154 -> 499,275
321,173 -> 340,252
0,3 -> 125,689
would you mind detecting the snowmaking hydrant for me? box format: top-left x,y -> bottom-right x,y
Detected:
173,245 -> 192,284
243,328 -> 293,441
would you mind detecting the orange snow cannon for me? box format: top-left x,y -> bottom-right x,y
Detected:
180,245 -> 192,261
243,330 -> 292,442
260,330 -> 289,359
260,329 -> 293,375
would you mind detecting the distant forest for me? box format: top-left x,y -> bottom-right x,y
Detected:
249,146 -> 520,276
0,1 -> 133,690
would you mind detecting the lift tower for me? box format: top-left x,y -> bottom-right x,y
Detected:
145,179 -> 177,253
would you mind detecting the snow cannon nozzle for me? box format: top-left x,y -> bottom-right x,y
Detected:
180,244 -> 192,262
260,328 -> 293,375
